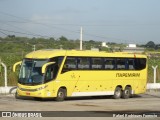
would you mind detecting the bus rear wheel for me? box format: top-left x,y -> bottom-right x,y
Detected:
113,87 -> 122,99
55,88 -> 66,101
122,86 -> 131,99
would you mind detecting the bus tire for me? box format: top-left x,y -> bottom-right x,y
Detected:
113,87 -> 122,99
15,91 -> 20,99
34,97 -> 43,101
122,86 -> 131,99
55,88 -> 66,101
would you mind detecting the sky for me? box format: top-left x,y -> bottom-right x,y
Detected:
0,0 -> 160,44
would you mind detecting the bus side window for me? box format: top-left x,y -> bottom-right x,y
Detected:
91,58 -> 103,70
116,59 -> 126,70
128,59 -> 135,70
45,65 -> 54,82
62,57 -> 77,73
50,56 -> 64,67
104,58 -> 115,70
77,57 -> 90,70
134,58 -> 146,70
45,64 -> 59,82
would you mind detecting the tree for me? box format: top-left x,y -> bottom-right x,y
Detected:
7,35 -> 15,38
146,41 -> 155,48
49,37 -> 55,41
155,44 -> 160,50
89,40 -> 95,44
59,36 -> 68,42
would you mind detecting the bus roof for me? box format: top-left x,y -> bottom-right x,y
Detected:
25,49 -> 147,59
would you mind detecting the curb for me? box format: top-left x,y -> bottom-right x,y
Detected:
0,86 -> 17,94
147,83 -> 160,89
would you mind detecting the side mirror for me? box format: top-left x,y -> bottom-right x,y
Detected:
13,61 -> 22,72
42,62 -> 55,74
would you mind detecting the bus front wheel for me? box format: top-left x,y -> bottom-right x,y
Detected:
113,87 -> 122,99
122,86 -> 131,99
15,91 -> 20,99
55,88 -> 66,101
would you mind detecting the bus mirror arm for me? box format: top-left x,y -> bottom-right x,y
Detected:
13,61 -> 22,72
42,62 -> 55,74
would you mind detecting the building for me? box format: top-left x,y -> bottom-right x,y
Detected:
101,42 -> 109,48
123,44 -> 144,53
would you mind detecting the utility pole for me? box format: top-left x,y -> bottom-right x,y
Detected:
80,27 -> 83,50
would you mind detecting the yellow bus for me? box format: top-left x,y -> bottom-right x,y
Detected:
13,50 -> 147,101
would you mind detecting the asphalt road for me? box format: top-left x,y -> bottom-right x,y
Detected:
0,91 -> 160,120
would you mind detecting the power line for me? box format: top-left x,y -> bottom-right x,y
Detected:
0,11 -> 80,35
0,11 -> 129,41
0,30 -> 8,36
0,21 -> 50,38
0,28 -> 50,38
0,11 -> 30,22
83,32 -> 122,41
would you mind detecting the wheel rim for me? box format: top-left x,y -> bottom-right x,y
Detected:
58,91 -> 64,98
115,90 -> 121,97
125,90 -> 129,95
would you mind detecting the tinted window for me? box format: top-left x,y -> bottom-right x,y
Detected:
134,58 -> 146,70
62,57 -> 77,73
117,59 -> 126,70
104,58 -> 115,70
45,64 -> 54,82
91,58 -> 102,70
77,57 -> 90,70
61,56 -> 146,72
128,59 -> 135,70
50,56 -> 64,66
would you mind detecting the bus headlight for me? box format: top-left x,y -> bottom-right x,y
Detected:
36,85 -> 48,91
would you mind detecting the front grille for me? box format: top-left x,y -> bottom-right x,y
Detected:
19,87 -> 37,92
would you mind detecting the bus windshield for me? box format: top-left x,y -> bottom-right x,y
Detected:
19,59 -> 48,85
